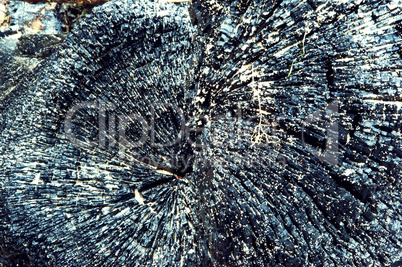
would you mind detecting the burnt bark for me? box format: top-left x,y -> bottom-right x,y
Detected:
0,0 -> 401,266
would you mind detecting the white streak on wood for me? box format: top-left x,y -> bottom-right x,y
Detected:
156,169 -> 174,176
134,188 -> 145,205
30,173 -> 41,185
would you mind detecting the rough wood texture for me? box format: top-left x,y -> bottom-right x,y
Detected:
14,0 -> 188,6
0,0 -> 401,266
17,0 -> 108,6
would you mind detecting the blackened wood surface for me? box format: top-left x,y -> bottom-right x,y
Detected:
0,0 -> 401,266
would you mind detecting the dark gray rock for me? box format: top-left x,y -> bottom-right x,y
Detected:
0,0 -> 401,266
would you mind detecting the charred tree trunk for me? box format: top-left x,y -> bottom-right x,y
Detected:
0,0 -> 401,266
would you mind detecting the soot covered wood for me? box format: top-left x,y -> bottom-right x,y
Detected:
0,0 -> 401,266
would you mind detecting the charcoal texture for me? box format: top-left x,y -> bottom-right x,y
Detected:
17,34 -> 65,58
0,0 -> 402,266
